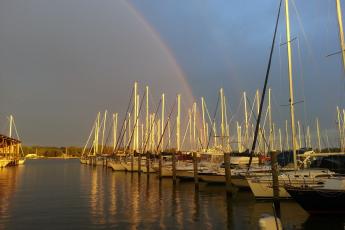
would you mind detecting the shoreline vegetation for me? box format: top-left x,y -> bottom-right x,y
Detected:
22,146 -> 83,158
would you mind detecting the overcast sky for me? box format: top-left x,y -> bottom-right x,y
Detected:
1,0 -> 344,147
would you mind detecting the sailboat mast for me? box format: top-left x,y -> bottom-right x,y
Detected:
201,97 -> 206,148
193,102 -> 196,150
133,82 -> 138,151
237,122 -> 242,152
307,125 -> 311,148
220,88 -> 225,149
256,90 -> 263,152
316,118 -> 322,152
336,0 -> 345,73
161,94 -> 165,151
113,113 -> 118,151
146,86 -> 149,151
224,96 -> 231,152
285,0 -> 298,170
297,120 -> 301,149
279,128 -> 282,152
136,95 -> 140,152
101,110 -> 107,154
268,88 -> 273,151
338,107 -> 344,151
177,94 -> 181,152
189,109 -> 192,148
9,115 -> 13,138
285,120 -> 290,151
244,91 -> 249,149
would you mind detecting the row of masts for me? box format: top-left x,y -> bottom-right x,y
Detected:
82,82 -> 343,157
81,0 -> 345,163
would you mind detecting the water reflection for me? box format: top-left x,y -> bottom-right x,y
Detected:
89,166 -> 106,225
1,160 -> 343,229
0,166 -> 21,229
226,193 -> 234,230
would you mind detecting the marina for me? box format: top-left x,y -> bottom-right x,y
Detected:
2,0 -> 345,229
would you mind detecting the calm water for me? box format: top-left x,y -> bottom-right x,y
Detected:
0,159 -> 344,230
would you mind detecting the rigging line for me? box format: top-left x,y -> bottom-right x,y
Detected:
204,100 -> 214,127
246,97 -> 272,153
326,49 -> 345,57
113,101 -> 134,154
181,115 -> 191,151
113,93 -> 133,154
142,98 -> 162,153
271,90 -> 284,125
278,34 -> 284,114
223,94 -> 231,151
164,113 -> 177,151
12,118 -> 24,154
280,36 -> 297,46
248,0 -> 283,169
114,85 -> 135,153
82,120 -> 96,156
297,37 -> 310,130
245,93 -> 257,130
291,0 -> 317,71
102,113 -> 115,154
156,98 -> 177,152
206,92 -> 220,150
229,92 -> 244,124
125,89 -> 146,153
87,143 -> 94,156
204,99 -> 219,147
118,102 -> 135,152
245,93 -> 261,149
98,111 -> 107,154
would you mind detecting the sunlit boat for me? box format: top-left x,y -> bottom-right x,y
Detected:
247,169 -> 335,199
198,165 -> 272,188
108,160 -> 126,171
0,159 -> 12,167
141,161 -> 156,173
80,158 -> 88,164
285,177 -> 345,214
18,158 -> 26,165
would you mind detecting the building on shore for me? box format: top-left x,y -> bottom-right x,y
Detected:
0,134 -> 21,167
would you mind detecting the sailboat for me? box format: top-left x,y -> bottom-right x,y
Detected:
285,177 -> 345,214
246,0 -> 340,199
283,0 -> 345,213
8,115 -> 25,165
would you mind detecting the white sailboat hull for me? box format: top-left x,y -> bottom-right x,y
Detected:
122,162 -> 140,172
108,161 -> 126,171
247,169 -> 335,199
141,165 -> 156,173
0,159 -> 12,167
247,177 -> 291,199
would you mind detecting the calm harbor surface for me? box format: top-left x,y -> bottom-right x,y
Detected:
0,159 -> 344,230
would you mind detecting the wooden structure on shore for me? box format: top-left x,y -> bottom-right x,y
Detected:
0,134 -> 21,167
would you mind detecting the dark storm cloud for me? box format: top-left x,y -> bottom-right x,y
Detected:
0,0 -> 344,146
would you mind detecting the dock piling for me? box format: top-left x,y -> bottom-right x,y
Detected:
172,151 -> 177,184
224,152 -> 233,195
146,152 -> 150,173
193,152 -> 199,188
159,153 -> 162,179
131,154 -> 134,172
271,151 -> 281,218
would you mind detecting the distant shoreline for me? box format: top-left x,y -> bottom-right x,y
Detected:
26,157 -> 79,160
